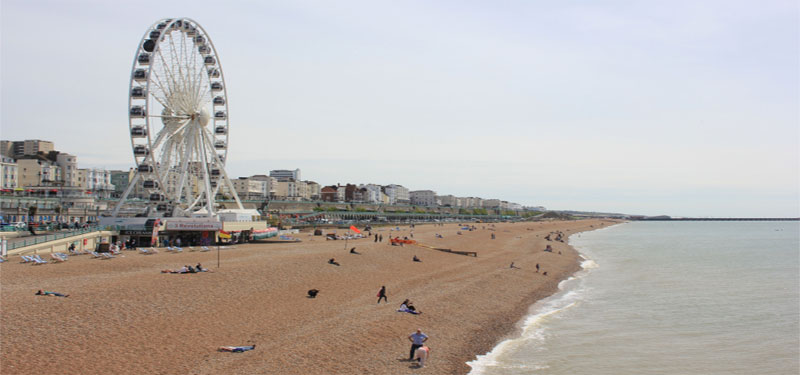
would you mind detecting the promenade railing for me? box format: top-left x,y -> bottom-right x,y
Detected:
6,226 -> 102,251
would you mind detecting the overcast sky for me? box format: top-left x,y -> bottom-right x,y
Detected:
2,0 -> 797,217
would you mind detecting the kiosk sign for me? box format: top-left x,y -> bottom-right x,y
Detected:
165,219 -> 222,231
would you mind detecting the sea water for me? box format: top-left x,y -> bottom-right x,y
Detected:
467,221 -> 799,375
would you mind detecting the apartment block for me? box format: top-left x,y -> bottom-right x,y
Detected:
270,169 -> 301,182
410,190 -> 437,206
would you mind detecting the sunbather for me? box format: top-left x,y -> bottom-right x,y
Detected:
36,290 -> 69,297
218,345 -> 256,352
307,289 -> 319,298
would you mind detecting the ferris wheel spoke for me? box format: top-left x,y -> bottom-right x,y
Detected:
150,70 -> 177,111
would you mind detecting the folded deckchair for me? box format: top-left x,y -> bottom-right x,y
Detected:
20,255 -> 34,263
218,345 -> 255,353
200,246 -> 210,252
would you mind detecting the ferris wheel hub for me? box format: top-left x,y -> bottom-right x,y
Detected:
195,108 -> 210,127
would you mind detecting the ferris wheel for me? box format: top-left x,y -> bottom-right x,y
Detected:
116,18 -> 242,217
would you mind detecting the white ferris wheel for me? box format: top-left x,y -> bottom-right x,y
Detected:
113,18 -> 243,218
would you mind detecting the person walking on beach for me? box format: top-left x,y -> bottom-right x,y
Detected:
377,286 -> 388,304
536,263 -> 540,272
408,328 -> 428,360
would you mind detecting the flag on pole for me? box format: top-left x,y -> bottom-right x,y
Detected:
150,219 -> 161,247
349,225 -> 361,234
219,230 -> 232,239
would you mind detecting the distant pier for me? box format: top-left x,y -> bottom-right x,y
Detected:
633,217 -> 799,222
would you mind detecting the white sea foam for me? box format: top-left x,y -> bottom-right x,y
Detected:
468,231 -> 604,374
467,276 -> 587,374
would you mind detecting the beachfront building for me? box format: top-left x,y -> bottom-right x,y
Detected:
109,169 -> 136,198
410,190 -> 437,207
1,156 -> 18,189
233,177 -> 268,200
270,169 -> 300,182
0,139 -> 54,159
360,184 -> 384,204
79,168 -> 115,198
383,184 -> 409,205
16,158 -> 62,187
482,199 -> 502,209
437,194 -> 459,207
336,185 -> 346,202
320,185 -> 338,202
306,181 -> 321,200
249,175 -> 277,199
273,179 -> 313,201
54,152 -> 79,187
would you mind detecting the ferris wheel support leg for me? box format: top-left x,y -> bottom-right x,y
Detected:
112,172 -> 142,217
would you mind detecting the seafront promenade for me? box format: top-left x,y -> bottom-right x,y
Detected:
1,219 -> 616,374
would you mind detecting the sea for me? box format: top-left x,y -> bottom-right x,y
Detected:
467,221 -> 800,375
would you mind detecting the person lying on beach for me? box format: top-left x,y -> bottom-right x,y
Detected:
218,345 -> 256,353
308,289 -> 319,298
328,258 -> 340,266
350,247 -> 359,254
510,262 -> 519,269
36,290 -> 69,297
413,255 -> 421,262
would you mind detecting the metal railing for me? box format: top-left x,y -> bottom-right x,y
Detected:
6,226 -> 102,251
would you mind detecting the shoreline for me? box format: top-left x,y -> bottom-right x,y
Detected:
1,219 -> 619,374
464,221 -> 625,374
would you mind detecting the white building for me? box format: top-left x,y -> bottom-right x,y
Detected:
0,156 -> 17,189
360,184 -> 384,204
249,175 -> 277,198
81,168 -> 114,195
233,177 -> 268,200
410,190 -> 437,206
269,169 -> 301,182
383,184 -> 409,205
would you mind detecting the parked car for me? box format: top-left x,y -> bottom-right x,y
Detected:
7,222 -> 27,230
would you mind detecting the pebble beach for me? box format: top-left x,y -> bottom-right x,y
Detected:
1,219 -> 616,374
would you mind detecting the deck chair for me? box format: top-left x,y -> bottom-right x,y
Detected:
173,246 -> 183,252
101,253 -> 115,259
201,246 -> 210,252
20,255 -> 33,263
50,253 -> 67,262
91,252 -> 103,258
32,256 -> 48,265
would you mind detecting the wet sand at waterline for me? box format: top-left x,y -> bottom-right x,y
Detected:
1,219 -> 616,374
